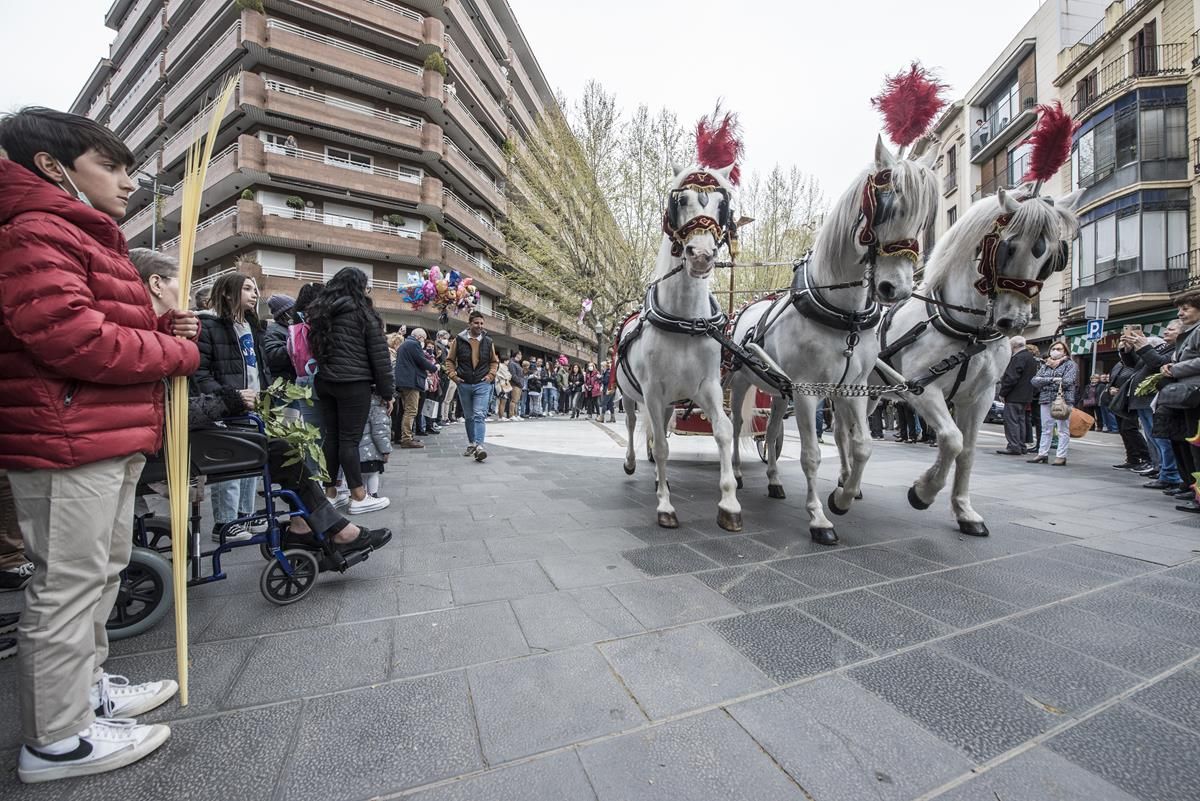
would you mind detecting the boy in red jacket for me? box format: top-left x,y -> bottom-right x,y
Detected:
0,108 -> 200,783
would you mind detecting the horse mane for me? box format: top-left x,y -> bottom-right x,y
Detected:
805,157 -> 939,285
922,190 -> 1079,294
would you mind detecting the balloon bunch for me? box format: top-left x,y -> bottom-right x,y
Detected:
401,265 -> 480,323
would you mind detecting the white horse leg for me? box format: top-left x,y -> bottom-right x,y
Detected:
730,379 -> 747,489
949,397 -> 991,537
647,395 -> 677,528
829,396 -> 870,516
904,392 -> 962,512
695,379 -> 742,532
830,402 -> 860,500
764,395 -> 789,499
623,399 -> 638,475
792,395 -> 837,545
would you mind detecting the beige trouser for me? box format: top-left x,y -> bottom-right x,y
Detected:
8,453 -> 145,746
0,470 -> 27,570
399,388 -> 421,444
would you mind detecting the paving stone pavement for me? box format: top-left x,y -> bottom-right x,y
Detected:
0,418 -> 1198,800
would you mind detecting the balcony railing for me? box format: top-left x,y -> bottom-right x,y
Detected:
261,141 -> 422,183
1070,43 -> 1188,117
970,81 -> 1036,155
192,267 -> 238,295
1168,250 -> 1198,293
161,206 -> 239,250
442,135 -> 500,195
442,188 -> 498,233
164,143 -> 240,195
265,19 -> 422,75
1192,29 -> 1200,69
262,205 -> 421,238
942,171 -> 957,194
264,80 -> 423,128
362,0 -> 422,23
1194,137 -> 1200,176
162,77 -> 242,155
1073,17 -> 1105,50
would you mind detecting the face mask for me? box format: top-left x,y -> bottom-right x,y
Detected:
1050,350 -> 1064,358
56,160 -> 94,208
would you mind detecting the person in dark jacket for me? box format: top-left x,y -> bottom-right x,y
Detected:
192,270 -> 270,541
393,328 -> 437,449
996,335 -> 1038,455
307,267 -> 394,514
1122,326 -> 1182,490
444,311 -> 499,462
262,293 -> 296,383
0,108 -> 199,780
1163,294 -> 1200,510
1105,357 -> 1152,471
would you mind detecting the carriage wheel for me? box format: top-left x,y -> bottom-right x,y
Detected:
106,547 -> 174,641
260,549 -> 320,606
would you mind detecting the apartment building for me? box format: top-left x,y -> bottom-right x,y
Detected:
1054,0 -> 1197,364
71,0 -> 596,360
914,0 -> 1105,346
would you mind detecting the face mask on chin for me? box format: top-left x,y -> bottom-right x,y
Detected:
55,160 -> 94,209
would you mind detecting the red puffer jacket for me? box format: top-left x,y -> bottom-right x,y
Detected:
0,160 -> 200,470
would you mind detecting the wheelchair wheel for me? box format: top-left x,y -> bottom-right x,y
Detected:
107,547 -> 174,641
140,516 -> 173,553
260,549 -> 320,606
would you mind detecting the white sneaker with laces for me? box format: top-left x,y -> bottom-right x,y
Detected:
348,496 -> 390,515
211,522 -> 253,543
332,492 -> 351,510
91,672 -> 178,718
248,520 -> 269,534
18,718 -> 171,783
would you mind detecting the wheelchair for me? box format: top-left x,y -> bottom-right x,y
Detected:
106,414 -> 390,640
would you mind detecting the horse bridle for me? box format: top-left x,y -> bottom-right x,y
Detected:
661,171 -> 738,260
855,169 -> 922,297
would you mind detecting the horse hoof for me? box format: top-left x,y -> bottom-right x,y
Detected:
827,491 -> 850,516
623,463 -> 635,475
767,485 -> 786,499
836,480 -> 863,500
810,528 -> 839,546
907,486 -> 931,511
958,520 -> 990,538
736,475 -> 743,489
657,512 -> 679,529
717,509 -> 743,532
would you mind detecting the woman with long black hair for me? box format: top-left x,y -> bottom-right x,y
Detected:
307,267 -> 394,514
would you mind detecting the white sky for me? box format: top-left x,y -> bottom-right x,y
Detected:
1,0 -> 1046,196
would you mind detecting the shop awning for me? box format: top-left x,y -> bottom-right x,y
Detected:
1065,307 -> 1179,355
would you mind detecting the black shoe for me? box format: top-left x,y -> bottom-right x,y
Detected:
0,637 -> 14,660
0,611 -> 17,635
1112,462 -> 1140,469
1176,502 -> 1200,514
0,561 -> 34,592
1146,480 -> 1185,491
1128,462 -> 1153,472
1133,465 -> 1158,477
1171,488 -> 1195,499
995,449 -> 1023,455
426,427 -> 441,435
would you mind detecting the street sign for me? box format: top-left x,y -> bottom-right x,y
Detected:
1085,319 -> 1104,341
1085,298 -> 1110,320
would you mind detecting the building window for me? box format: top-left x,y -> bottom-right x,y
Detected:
945,144 -> 957,175
259,132 -> 290,155
324,146 -> 373,173
947,206 -> 957,228
1008,142 -> 1032,186
1071,87 -> 1188,192
1072,189 -> 1190,287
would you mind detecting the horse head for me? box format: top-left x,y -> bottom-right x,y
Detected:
851,136 -> 940,304
925,185 -> 1084,333
662,162 -> 737,279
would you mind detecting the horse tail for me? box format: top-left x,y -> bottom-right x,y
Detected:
735,380 -> 759,453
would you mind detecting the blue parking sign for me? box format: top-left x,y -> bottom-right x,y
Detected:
1086,319 -> 1104,341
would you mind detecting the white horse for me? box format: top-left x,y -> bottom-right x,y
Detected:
727,137 -> 939,545
617,161 -> 743,531
869,185 -> 1082,535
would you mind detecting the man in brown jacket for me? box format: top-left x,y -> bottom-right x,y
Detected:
444,311 -> 499,462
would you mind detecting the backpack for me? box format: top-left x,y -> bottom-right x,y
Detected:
287,321 -> 318,382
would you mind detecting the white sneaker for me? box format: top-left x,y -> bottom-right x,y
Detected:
211,522 -> 253,543
91,672 -> 178,718
348,496 -> 391,515
248,519 -> 269,535
332,492 -> 351,510
18,718 -> 171,783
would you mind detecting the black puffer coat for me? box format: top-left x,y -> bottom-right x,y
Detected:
312,296 -> 393,397
191,311 -> 269,395
262,320 -> 296,382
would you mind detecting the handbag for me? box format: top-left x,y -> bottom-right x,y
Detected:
1068,407 -> 1093,439
421,398 -> 440,419
1157,381 -> 1200,410
1050,385 -> 1071,420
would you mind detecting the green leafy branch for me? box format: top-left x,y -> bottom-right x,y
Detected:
1134,373 -> 1163,397
255,379 -> 329,483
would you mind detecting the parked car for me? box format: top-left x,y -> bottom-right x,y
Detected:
984,399 -> 1004,424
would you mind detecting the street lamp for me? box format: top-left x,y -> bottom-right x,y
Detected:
593,318 -> 605,365
137,171 -> 175,250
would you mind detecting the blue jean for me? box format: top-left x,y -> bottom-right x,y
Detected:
1099,405 -> 1118,432
211,476 -> 257,525
543,385 -> 558,413
458,382 -> 493,447
1138,407 -> 1181,483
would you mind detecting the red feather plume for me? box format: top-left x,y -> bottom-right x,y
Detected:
696,106 -> 743,185
870,62 -> 949,148
1021,101 -> 1079,184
